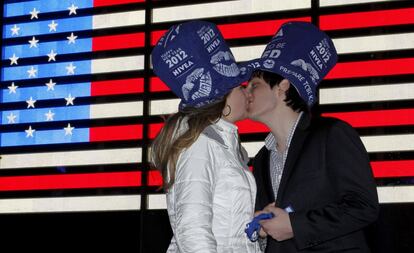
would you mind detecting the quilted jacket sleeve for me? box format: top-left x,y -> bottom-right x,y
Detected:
173,140 -> 217,253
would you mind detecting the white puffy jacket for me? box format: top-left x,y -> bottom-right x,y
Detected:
166,118 -> 260,253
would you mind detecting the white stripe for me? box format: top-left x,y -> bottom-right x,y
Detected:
333,33 -> 414,54
242,134 -> 414,156
91,101 -> 143,119
93,10 -> 145,29
147,194 -> 167,210
150,99 -> 179,115
320,0 -> 395,7
377,186 -> 414,204
243,141 -> 265,158
153,0 -> 310,23
0,148 -> 142,169
147,186 -> 414,209
319,82 -> 414,104
232,45 -> 265,62
0,195 -> 140,214
233,33 -> 414,61
361,134 -> 414,153
1,188 -> 411,213
91,55 -> 144,74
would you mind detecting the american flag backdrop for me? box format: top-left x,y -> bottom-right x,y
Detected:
1,0 -> 147,213
1,0 -> 414,251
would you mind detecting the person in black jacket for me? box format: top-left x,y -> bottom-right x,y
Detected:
243,21 -> 379,252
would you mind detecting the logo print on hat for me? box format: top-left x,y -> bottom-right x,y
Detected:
182,68 -> 212,101
263,59 -> 275,69
290,59 -> 320,83
274,28 -> 283,39
211,51 -> 240,77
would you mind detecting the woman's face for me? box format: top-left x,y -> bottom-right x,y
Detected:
223,85 -> 249,123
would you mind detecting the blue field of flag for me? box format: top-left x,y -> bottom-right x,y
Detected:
3,0 -> 92,18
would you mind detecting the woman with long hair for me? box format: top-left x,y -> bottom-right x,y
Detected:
151,20 -> 260,253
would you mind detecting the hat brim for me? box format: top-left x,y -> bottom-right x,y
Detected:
240,58 -> 317,106
178,63 -> 253,110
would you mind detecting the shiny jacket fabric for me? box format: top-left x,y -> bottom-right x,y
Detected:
166,118 -> 260,253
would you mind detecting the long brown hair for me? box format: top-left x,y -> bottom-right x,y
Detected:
150,98 -> 227,190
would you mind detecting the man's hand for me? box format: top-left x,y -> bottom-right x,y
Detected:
260,204 -> 294,241
254,210 -> 268,238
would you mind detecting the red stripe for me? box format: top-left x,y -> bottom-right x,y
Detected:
320,8 -> 414,30
236,119 -> 269,134
326,58 -> 414,79
322,109 -> 414,128
90,124 -> 143,142
218,17 -> 311,39
91,78 -> 144,96
146,160 -> 414,183
149,120 -> 269,139
0,172 -> 141,191
150,77 -> 170,92
151,30 -> 167,46
371,160 -> 414,178
148,170 -> 163,186
149,123 -> 164,139
151,18 -> 311,45
92,32 -> 145,51
94,0 -> 145,7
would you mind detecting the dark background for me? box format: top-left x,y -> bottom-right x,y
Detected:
0,203 -> 413,252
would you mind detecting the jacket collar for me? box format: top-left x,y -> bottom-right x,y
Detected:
202,118 -> 238,148
214,118 -> 238,134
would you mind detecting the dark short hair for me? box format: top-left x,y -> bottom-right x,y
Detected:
251,70 -> 308,112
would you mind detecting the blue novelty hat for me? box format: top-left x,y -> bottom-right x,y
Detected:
243,21 -> 338,107
152,20 -> 251,110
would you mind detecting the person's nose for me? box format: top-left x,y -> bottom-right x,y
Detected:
241,86 -> 248,97
245,87 -> 253,101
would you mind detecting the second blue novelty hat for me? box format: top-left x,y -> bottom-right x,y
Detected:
152,20 -> 251,110
243,21 -> 338,107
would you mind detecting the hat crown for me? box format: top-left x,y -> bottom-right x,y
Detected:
245,21 -> 338,106
152,20 -> 250,110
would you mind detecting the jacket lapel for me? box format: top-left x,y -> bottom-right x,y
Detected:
264,150 -> 276,202
256,148 -> 276,203
276,113 -> 312,205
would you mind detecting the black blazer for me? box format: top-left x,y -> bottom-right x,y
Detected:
253,113 -> 379,252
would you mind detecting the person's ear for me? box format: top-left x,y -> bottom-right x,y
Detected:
278,79 -> 290,92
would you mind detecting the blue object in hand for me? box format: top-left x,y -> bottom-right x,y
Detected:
245,212 -> 274,242
245,205 -> 294,242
